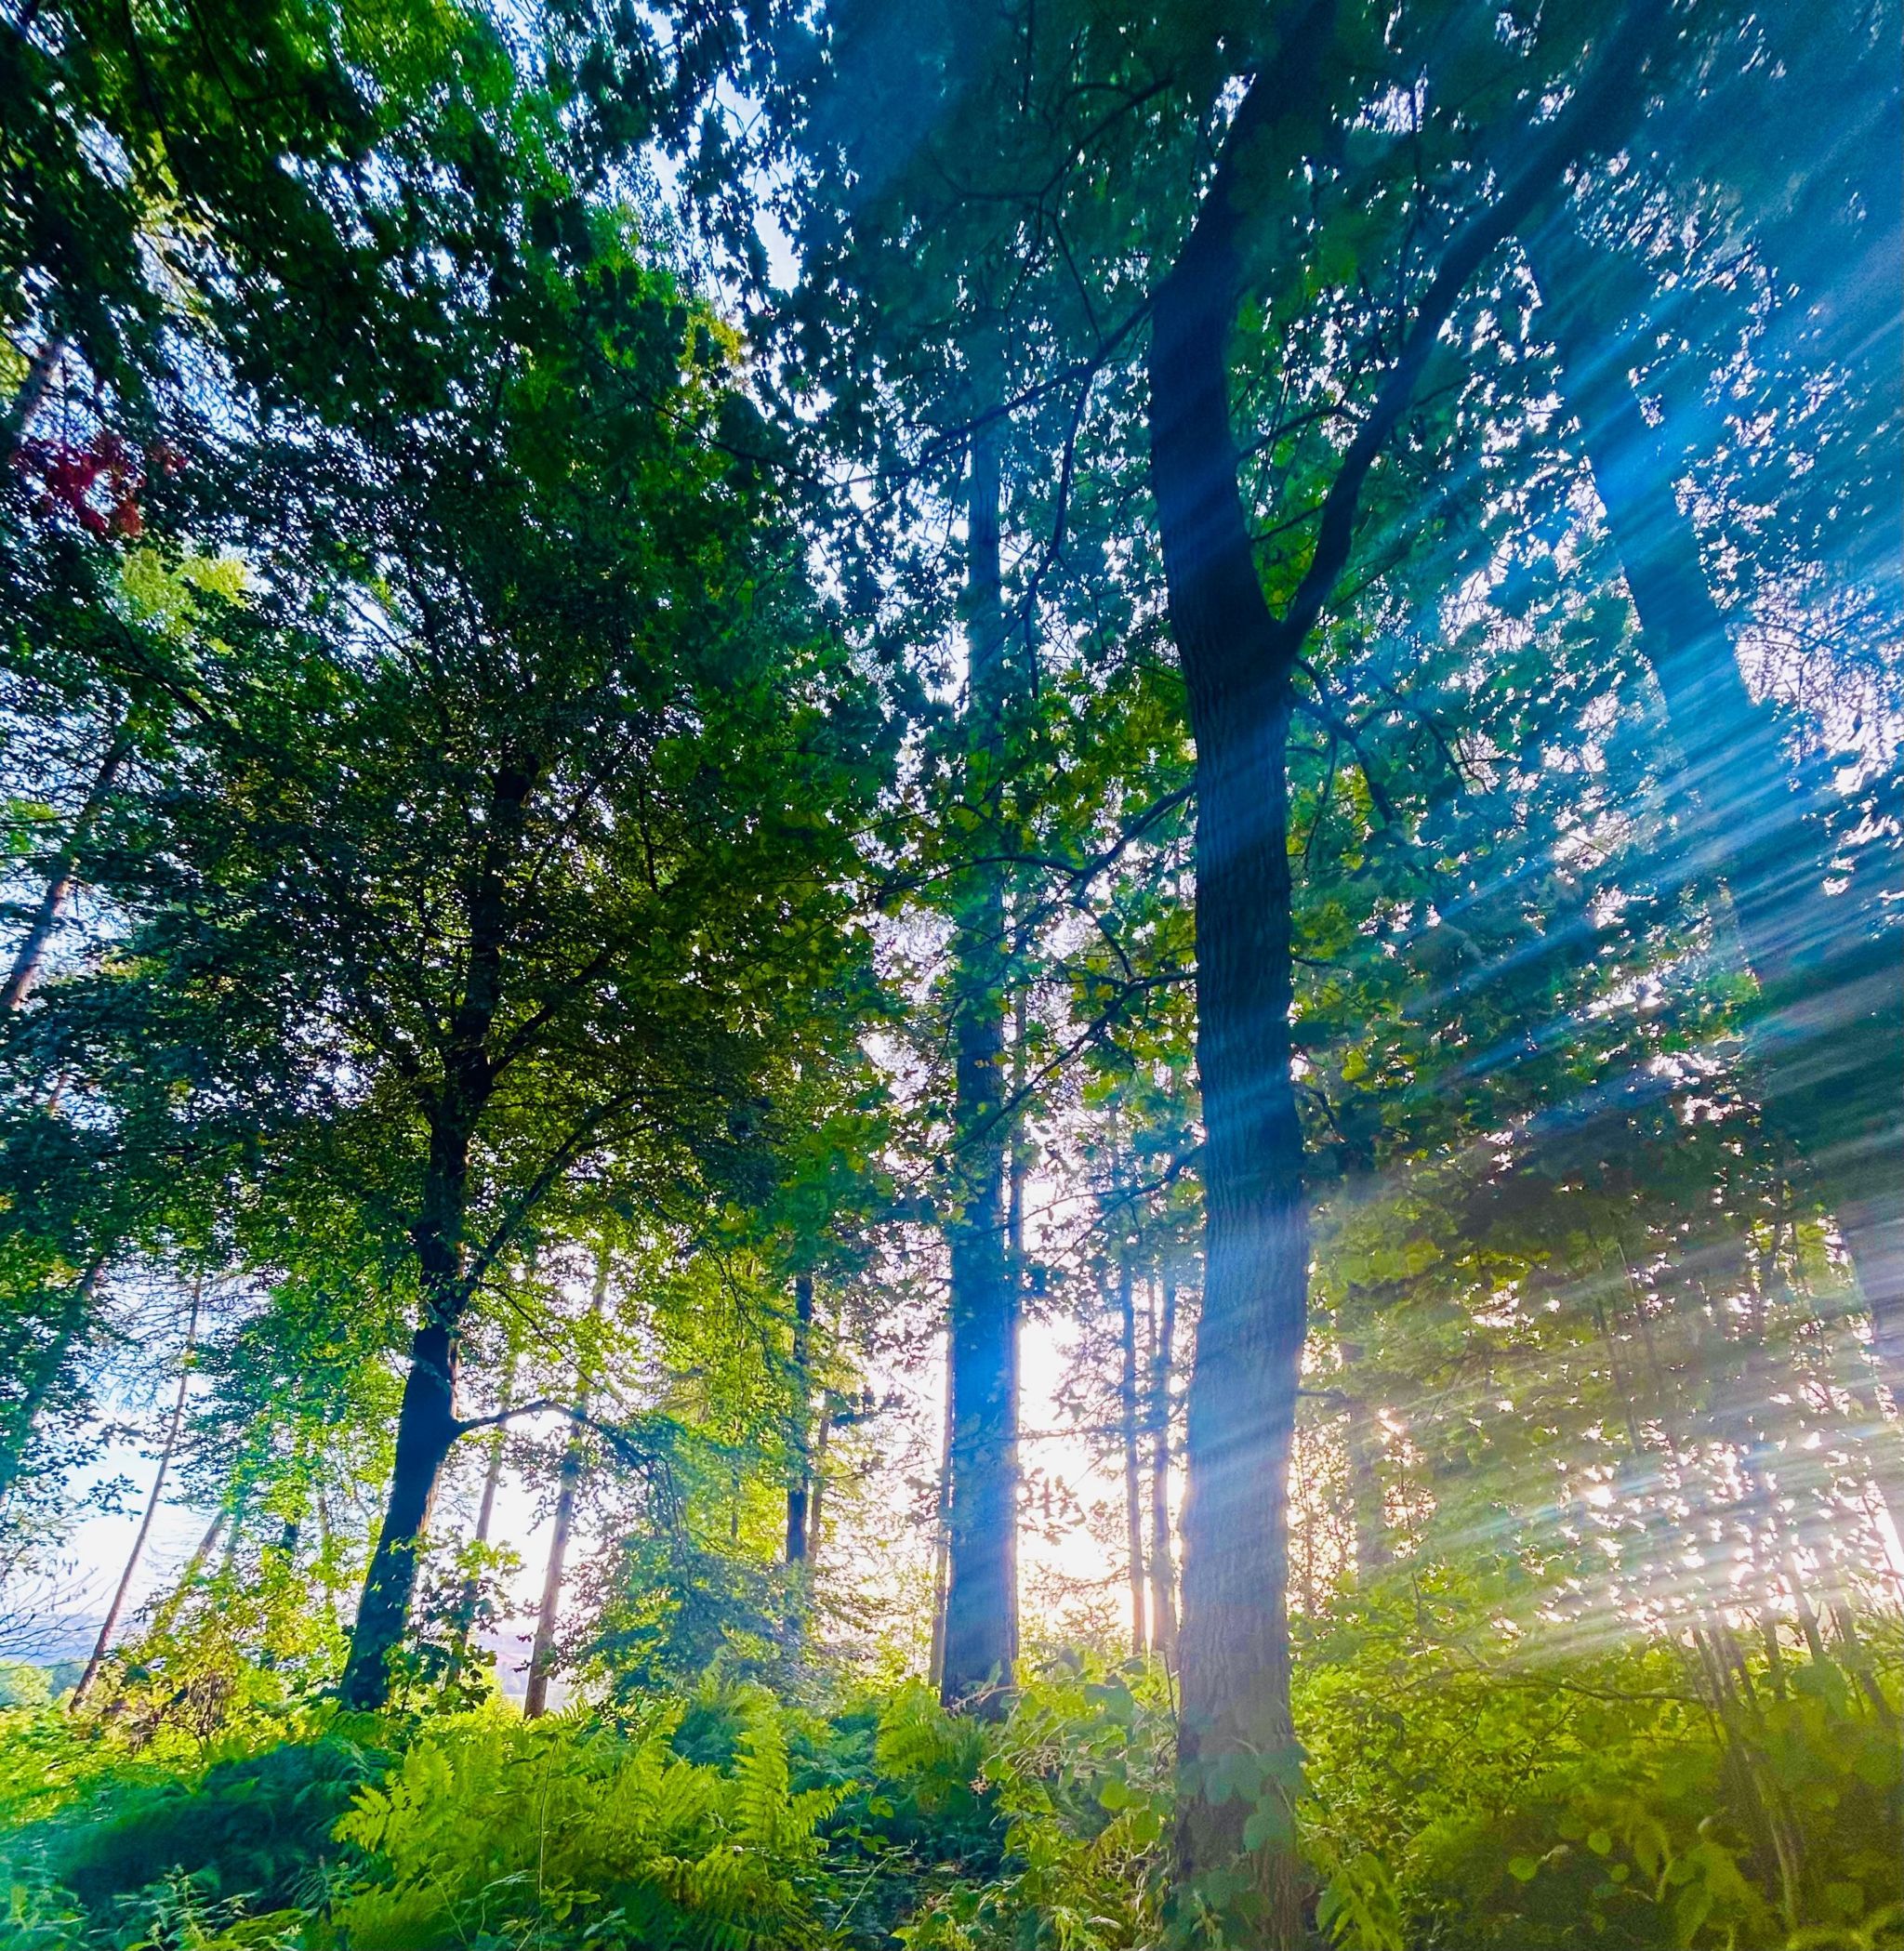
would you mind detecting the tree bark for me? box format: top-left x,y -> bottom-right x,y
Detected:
71,1279 -> 200,1708
1118,1247 -> 1147,1657
1148,1265 -> 1179,1665
1524,218 -> 1904,1417
941,383 -> 1021,1714
786,1271 -> 816,1562
1,723 -> 130,1016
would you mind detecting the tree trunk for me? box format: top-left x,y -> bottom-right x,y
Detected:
525,1253 -> 608,1716
786,1272 -> 816,1562
1339,1339 -> 1392,1579
2,723 -> 130,1016
341,1126 -> 479,1708
524,1401 -> 589,1720
1525,217 -> 1904,1420
928,1341 -> 954,1690
1148,68 -> 1316,1935
71,1280 -> 201,1708
145,1509 -> 226,1641
0,335 -> 64,470
454,1333 -> 519,1649
1148,1265 -> 1179,1665
1118,1248 -> 1147,1658
941,384 -> 1021,1714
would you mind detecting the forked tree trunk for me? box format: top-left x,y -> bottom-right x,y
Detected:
1148,1267 -> 1179,1664
71,1280 -> 201,1708
1,722 -> 130,1017
1525,217 -> 1904,1429
941,383 -> 1022,1713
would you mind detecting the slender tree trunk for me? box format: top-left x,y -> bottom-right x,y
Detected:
807,1398 -> 833,1565
1525,218 -> 1904,1423
71,1281 -> 201,1708
1148,1266 -> 1179,1665
786,1272 -> 816,1563
941,381 -> 1021,1713
525,1254 -> 608,1716
0,335 -> 64,470
1118,1248 -> 1147,1657
928,1343 -> 954,1690
454,1335 -> 519,1649
1340,1338 -> 1392,1579
1,723 -> 130,1016
145,1509 -> 226,1641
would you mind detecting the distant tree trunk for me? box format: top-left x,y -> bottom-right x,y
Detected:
786,1272 -> 816,1563
941,381 -> 1021,1714
71,1280 -> 201,1708
0,335 -> 64,469
1148,1265 -> 1179,1665
1525,218 -> 1904,1429
807,1396 -> 834,1565
1118,1248 -> 1147,1657
145,1509 -> 226,1641
525,1253 -> 608,1717
0,1251 -> 106,1510
928,1345 -> 954,1690
1339,1338 -> 1392,1579
1,722 -> 130,1016
454,1333 -> 519,1648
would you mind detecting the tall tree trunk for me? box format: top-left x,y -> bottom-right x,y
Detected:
1149,86 -> 1314,1945
1148,1265 -> 1179,1665
1146,20 -> 1656,1929
0,1251 -> 106,1510
71,1280 -> 201,1708
1118,1247 -> 1147,1658
2,723 -> 130,1016
941,384 -> 1021,1713
1524,217 -> 1904,1419
145,1508 -> 226,1641
525,1253 -> 608,1716
786,1272 -> 816,1563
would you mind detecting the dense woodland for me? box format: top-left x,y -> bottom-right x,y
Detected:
0,1 -> 1898,1945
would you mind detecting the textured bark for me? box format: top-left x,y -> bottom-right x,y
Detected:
2,724 -> 130,1016
1148,1267 -> 1179,1664
71,1281 -> 200,1708
1527,218 -> 1904,1425
786,1272 -> 816,1562
941,390 -> 1021,1713
1118,1249 -> 1147,1657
